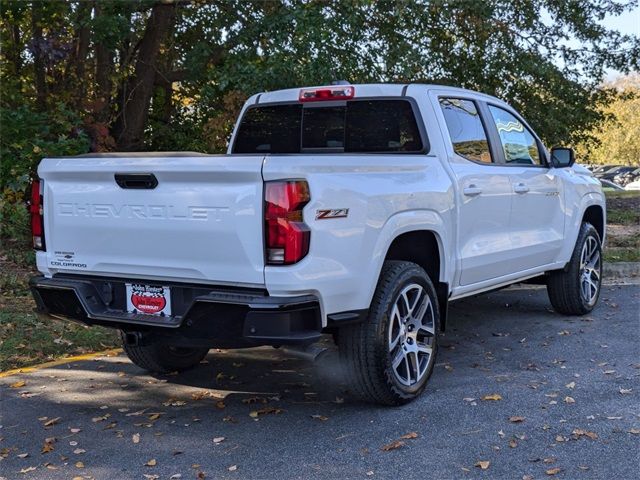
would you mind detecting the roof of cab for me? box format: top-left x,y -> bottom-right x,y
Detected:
248,83 -> 508,108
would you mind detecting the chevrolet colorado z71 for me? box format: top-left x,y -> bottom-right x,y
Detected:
29,84 -> 605,405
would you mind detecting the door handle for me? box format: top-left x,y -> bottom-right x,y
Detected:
463,185 -> 482,196
513,183 -> 529,194
114,173 -> 158,189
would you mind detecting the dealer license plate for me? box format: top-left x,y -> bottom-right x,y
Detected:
126,283 -> 172,316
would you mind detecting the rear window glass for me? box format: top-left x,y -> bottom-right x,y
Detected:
232,100 -> 424,154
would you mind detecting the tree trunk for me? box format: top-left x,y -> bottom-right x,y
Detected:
11,23 -> 22,77
31,2 -> 47,110
73,1 -> 92,107
113,3 -> 176,151
94,2 -> 114,123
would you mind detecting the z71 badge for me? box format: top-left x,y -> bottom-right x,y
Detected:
316,208 -> 349,220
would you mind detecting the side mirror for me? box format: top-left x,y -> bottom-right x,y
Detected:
550,146 -> 575,168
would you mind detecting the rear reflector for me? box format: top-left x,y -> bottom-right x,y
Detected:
264,180 -> 310,265
29,179 -> 45,250
299,85 -> 354,102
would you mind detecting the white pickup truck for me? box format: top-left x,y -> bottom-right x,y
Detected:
29,83 -> 605,405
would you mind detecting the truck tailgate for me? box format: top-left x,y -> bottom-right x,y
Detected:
38,154 -> 265,286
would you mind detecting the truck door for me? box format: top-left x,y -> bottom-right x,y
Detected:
438,97 -> 516,286
484,105 -> 565,272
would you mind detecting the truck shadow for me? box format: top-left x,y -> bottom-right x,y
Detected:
146,285 -> 562,403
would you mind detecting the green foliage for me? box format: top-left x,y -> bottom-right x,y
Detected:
0,101 -> 89,253
576,74 -> 640,165
0,102 -> 90,191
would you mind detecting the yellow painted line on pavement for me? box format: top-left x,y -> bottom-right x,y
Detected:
0,348 -> 123,378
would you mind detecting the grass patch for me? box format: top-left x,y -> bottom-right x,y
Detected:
603,191 -> 639,262
604,190 -> 640,199
604,248 -> 640,263
0,249 -> 119,371
0,308 -> 118,371
607,209 -> 640,226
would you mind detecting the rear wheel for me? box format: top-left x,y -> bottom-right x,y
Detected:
120,332 -> 209,373
339,261 -> 439,405
547,222 -> 603,315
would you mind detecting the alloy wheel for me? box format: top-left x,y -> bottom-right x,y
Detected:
388,283 -> 436,386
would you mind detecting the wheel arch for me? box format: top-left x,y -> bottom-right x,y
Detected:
381,228 -> 450,331
582,204 -> 605,242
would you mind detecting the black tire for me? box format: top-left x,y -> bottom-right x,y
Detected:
547,222 -> 603,315
339,260 -> 440,406
120,332 -> 209,373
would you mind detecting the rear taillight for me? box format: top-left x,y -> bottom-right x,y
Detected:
29,179 -> 45,250
299,85 -> 354,102
264,180 -> 310,265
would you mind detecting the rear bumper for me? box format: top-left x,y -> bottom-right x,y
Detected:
30,275 -> 322,347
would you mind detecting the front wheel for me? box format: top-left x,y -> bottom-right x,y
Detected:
339,261 -> 439,406
547,222 -> 603,315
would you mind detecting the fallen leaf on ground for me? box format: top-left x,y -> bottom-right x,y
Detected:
43,417 -> 61,427
474,461 -> 490,470
565,382 -> 576,389
564,396 -> 575,404
75,461 -> 84,468
249,407 -> 284,418
400,432 -> 418,439
145,459 -> 157,467
619,388 -> 632,395
545,467 -> 562,475
482,394 -> 502,401
41,438 -> 55,453
17,453 -> 29,458
20,466 -> 37,474
69,428 -> 81,433
242,396 -> 267,405
10,380 -> 26,388
572,429 -> 598,440
73,448 -> 86,454
163,400 -> 186,407
126,408 -> 148,417
311,415 -> 329,421
381,440 -> 405,451
509,438 -> 518,448
213,437 -> 225,444
228,465 -> 238,471
509,416 -> 525,423
143,475 -> 159,480
628,429 -> 640,434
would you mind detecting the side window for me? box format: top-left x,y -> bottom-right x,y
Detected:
488,106 -> 541,165
439,98 -> 492,163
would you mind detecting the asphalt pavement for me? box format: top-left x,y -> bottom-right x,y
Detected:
1,284 -> 639,479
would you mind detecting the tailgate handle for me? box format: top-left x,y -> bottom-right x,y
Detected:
114,173 -> 158,189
